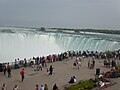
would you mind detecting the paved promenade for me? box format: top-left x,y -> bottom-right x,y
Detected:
0,57 -> 120,90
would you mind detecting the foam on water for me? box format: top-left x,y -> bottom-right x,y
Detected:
0,27 -> 120,63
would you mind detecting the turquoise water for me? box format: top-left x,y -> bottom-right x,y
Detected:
0,27 -> 120,62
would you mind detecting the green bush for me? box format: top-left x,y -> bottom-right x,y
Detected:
115,64 -> 120,70
67,80 -> 94,90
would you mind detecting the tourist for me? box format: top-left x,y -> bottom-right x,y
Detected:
35,63 -> 42,71
111,60 -> 116,68
73,76 -> 77,83
69,77 -> 74,83
88,60 -> 90,68
40,85 -> 44,90
1,83 -> 7,90
14,59 -> 20,69
36,57 -> 39,65
13,84 -> 19,90
7,66 -> 11,77
44,57 -> 47,67
3,63 -> 7,75
17,58 -> 20,68
35,84 -> 39,90
7,63 -> 9,68
92,59 -> 95,68
69,76 -> 76,83
73,58 -> 77,69
24,58 -> 27,67
20,69 -> 25,81
98,80 -> 105,87
98,73 -> 104,79
44,84 -> 48,90
53,83 -> 58,90
73,61 -> 76,67
41,56 -> 45,67
77,57 -> 81,69
110,69 -> 117,78
49,65 -> 54,75
14,59 -> 17,69
82,55 -> 85,61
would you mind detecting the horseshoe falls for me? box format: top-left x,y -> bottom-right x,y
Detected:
0,27 -> 120,63
54,34 -> 120,51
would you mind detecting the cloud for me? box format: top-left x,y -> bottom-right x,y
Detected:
0,0 -> 120,29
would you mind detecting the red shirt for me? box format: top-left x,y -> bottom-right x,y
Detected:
20,70 -> 24,75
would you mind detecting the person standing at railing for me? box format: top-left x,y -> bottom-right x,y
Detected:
3,63 -> 7,75
24,58 -> 27,67
14,59 -> 19,69
7,67 -> 11,77
7,63 -> 11,78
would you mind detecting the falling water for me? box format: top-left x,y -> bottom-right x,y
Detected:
0,27 -> 120,62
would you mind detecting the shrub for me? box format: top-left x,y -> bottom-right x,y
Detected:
67,80 -> 94,90
115,64 -> 120,72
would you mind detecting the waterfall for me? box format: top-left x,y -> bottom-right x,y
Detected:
53,34 -> 120,51
0,27 -> 120,62
0,33 -> 64,63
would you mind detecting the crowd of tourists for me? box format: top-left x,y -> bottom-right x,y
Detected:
1,83 -> 19,90
1,50 -> 120,70
35,83 -> 59,90
0,49 -> 120,90
1,83 -> 59,90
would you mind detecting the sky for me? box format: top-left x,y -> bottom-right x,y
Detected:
0,0 -> 120,30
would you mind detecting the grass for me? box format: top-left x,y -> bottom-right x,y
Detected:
67,80 -> 94,90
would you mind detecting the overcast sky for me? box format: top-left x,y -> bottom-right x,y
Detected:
0,0 -> 120,29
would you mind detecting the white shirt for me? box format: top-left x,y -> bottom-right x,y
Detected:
74,78 -> 77,83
